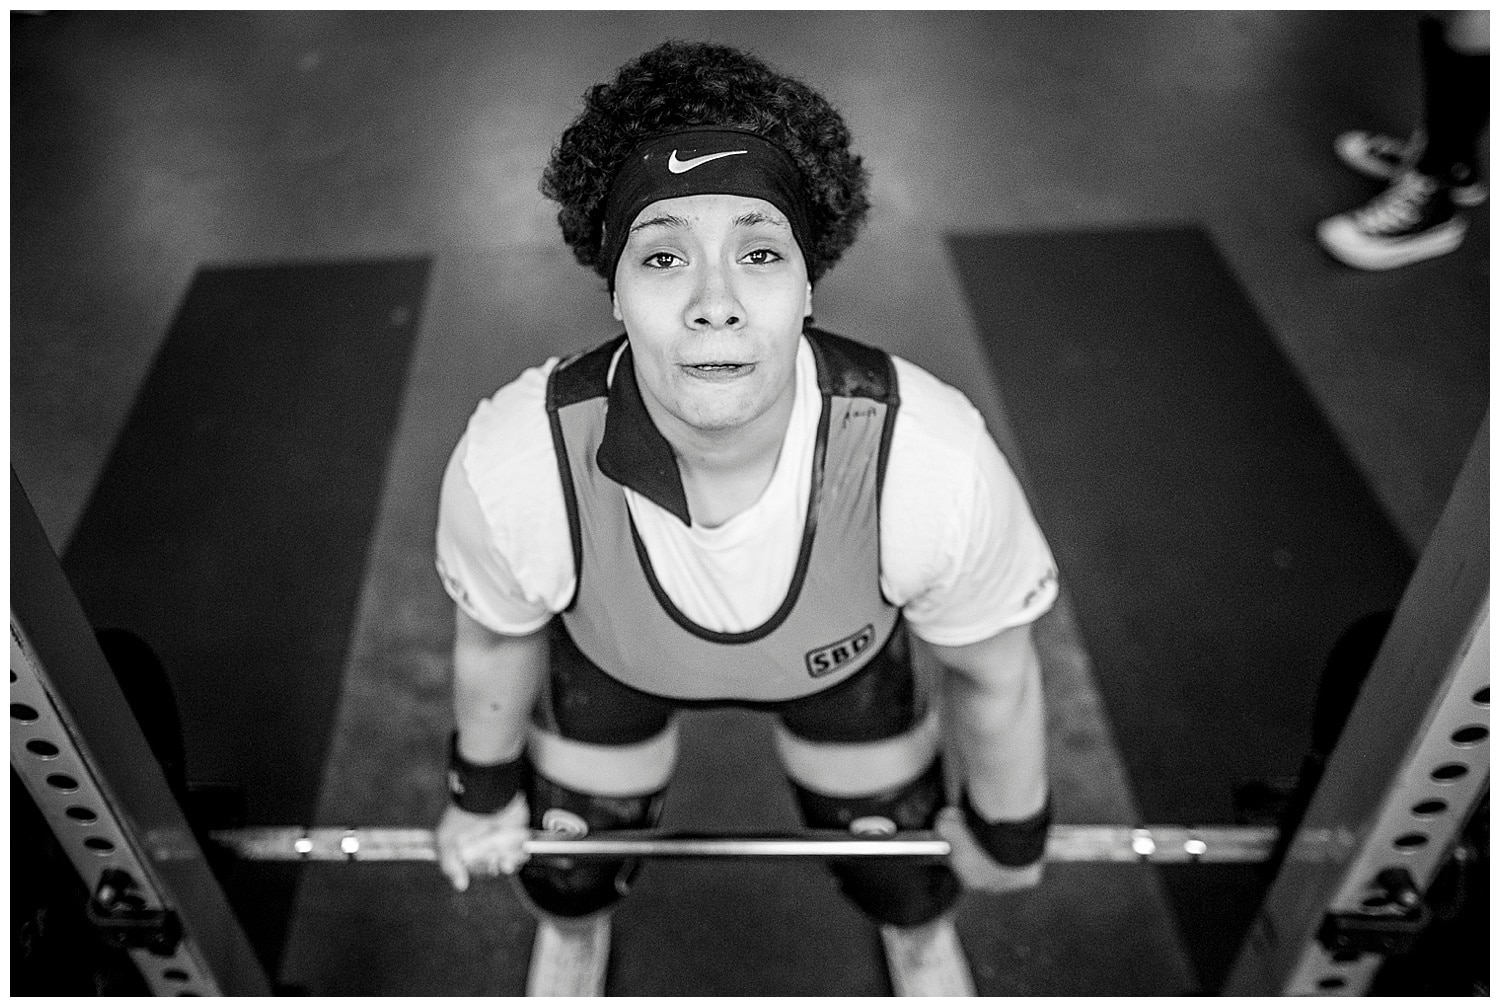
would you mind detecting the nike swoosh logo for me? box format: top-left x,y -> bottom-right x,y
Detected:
667,149 -> 748,173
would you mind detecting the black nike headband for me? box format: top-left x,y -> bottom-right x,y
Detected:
598,129 -> 814,289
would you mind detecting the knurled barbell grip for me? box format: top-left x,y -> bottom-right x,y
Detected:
208,825 -> 1277,863
524,831 -> 952,858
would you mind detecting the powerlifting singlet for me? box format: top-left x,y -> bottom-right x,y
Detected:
546,327 -> 902,702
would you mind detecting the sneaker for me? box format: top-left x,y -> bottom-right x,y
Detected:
879,916 -> 977,997
1334,130 -> 1486,206
526,913 -> 610,997
1316,170 -> 1468,270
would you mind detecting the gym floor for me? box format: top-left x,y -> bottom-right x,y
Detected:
11,11 -> 1488,996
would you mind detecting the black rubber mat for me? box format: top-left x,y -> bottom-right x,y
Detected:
949,227 -> 1415,987
61,257 -> 431,971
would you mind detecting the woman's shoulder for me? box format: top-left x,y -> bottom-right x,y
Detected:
888,355 -> 987,472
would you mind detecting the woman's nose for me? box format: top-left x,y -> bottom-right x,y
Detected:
686,263 -> 744,330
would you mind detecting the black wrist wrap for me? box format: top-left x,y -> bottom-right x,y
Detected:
447,732 -> 526,814
961,791 -> 1053,867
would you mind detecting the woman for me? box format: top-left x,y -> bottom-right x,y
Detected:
433,40 -> 1058,996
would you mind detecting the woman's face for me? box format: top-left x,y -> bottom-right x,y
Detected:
611,193 -> 811,438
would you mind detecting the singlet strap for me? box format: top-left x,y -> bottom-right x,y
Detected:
805,326 -> 899,404
546,336 -> 626,606
546,334 -> 624,411
805,326 -> 901,509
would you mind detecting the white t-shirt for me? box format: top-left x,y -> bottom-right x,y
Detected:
435,336 -> 1058,648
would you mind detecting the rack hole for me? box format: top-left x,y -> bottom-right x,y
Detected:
1393,833 -> 1429,851
12,703 -> 39,723
46,773 -> 79,792
64,806 -> 98,824
1360,894 -> 1390,909
1451,725 -> 1488,746
1318,977 -> 1346,990
163,969 -> 190,982
1473,687 -> 1489,706
83,837 -> 116,854
26,739 -> 60,759
1411,799 -> 1448,817
1431,763 -> 1470,782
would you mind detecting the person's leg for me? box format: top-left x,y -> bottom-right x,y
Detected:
776,625 -> 972,995
1335,13 -> 1489,189
1415,12 -> 1489,189
776,624 -> 960,927
1320,12 -> 1490,269
517,622 -> 679,995
1319,12 -> 1490,269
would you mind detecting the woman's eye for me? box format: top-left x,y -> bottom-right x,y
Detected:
644,252 -> 681,269
742,248 -> 783,265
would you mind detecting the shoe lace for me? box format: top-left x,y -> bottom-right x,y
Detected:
1368,134 -> 1410,161
1354,172 -> 1437,233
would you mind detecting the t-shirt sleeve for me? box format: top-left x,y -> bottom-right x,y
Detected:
916,430 -> 1058,645
433,363 -> 572,636
434,436 -> 555,635
883,364 -> 1059,647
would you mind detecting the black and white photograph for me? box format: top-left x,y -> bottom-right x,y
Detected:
10,10 -> 1488,997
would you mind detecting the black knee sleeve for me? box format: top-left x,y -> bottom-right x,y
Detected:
516,772 -> 666,918
791,759 -> 960,927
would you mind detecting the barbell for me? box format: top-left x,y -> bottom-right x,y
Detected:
210,824 -> 1278,864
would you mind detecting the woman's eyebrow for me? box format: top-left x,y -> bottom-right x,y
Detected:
734,211 -> 789,229
629,213 -> 690,235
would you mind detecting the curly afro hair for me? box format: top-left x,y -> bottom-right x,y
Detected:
541,40 -> 871,284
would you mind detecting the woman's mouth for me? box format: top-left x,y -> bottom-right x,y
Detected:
681,362 -> 754,381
